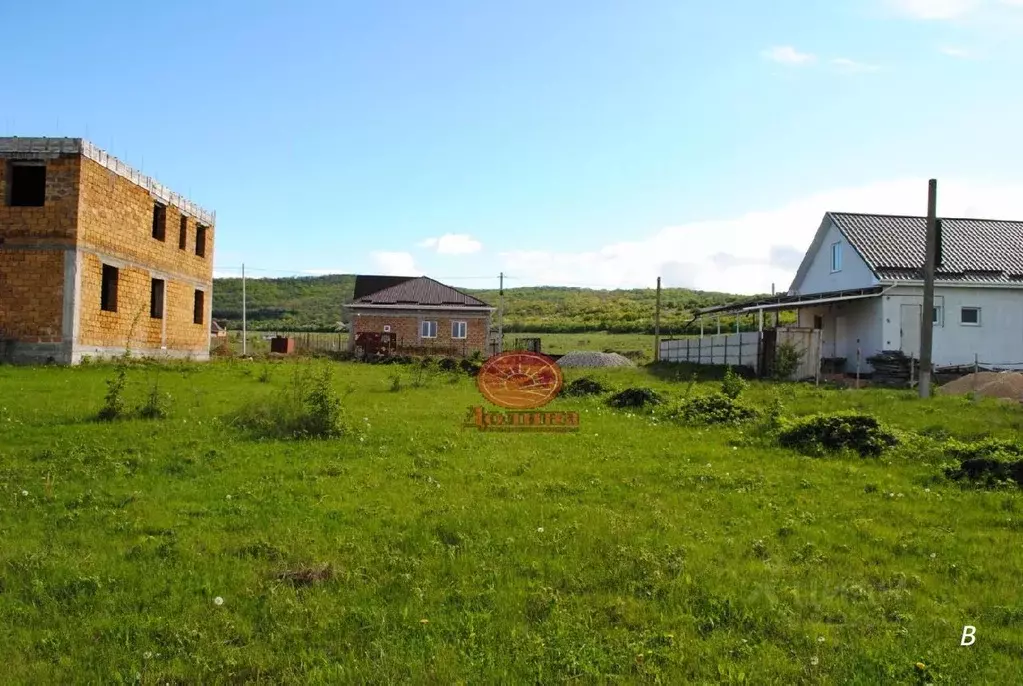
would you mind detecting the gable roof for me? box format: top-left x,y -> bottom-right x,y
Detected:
210,320 -> 225,333
792,212 -> 1023,290
349,275 -> 492,308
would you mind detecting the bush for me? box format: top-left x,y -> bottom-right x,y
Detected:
721,367 -> 747,399
607,387 -> 663,409
771,342 -> 804,380
459,359 -> 481,376
674,392 -> 759,425
138,382 -> 171,420
942,438 -> 1023,488
228,366 -> 356,439
438,358 -> 458,372
563,377 -> 608,397
777,412 -> 899,458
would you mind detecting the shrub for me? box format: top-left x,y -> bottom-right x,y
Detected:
674,392 -> 759,425
97,367 -> 128,421
777,412 -> 899,458
138,382 -> 171,420
459,359 -> 481,376
563,377 -> 607,397
228,366 -> 355,439
438,358 -> 459,372
607,387 -> 663,409
942,438 -> 1023,488
389,371 -> 402,392
721,367 -> 747,399
771,342 -> 804,380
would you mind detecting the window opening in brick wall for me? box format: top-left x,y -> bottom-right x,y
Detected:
193,289 -> 205,324
195,224 -> 207,257
101,264 -> 119,312
179,216 -> 188,249
8,163 -> 46,206
420,320 -> 437,338
150,278 -> 165,319
152,203 -> 167,241
452,321 -> 467,339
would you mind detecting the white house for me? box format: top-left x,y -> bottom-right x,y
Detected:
693,211 -> 1023,373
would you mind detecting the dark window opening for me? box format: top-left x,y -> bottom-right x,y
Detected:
195,224 -> 207,257
8,164 -> 46,206
101,264 -> 119,312
150,278 -> 165,319
179,216 -> 188,250
193,290 -> 204,325
813,315 -> 823,330
152,203 -> 167,241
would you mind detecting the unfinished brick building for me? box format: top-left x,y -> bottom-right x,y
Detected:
0,137 -> 215,363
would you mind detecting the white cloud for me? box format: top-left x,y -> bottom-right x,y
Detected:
761,46 -> 816,65
371,251 -> 421,275
940,46 -> 973,57
831,57 -> 882,73
418,233 -> 483,255
499,178 -> 1023,294
886,0 -> 982,20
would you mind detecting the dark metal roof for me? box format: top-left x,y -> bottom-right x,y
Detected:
698,286 -> 884,316
352,275 -> 416,300
351,276 -> 492,308
830,212 -> 1023,284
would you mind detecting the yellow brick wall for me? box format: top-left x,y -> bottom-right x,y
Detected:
0,250 -> 65,342
0,155 -> 80,244
75,157 -> 212,353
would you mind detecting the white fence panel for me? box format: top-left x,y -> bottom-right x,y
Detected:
659,332 -> 761,372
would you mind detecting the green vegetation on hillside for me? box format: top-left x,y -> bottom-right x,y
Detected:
212,275 -> 788,334
1,359 -> 1022,682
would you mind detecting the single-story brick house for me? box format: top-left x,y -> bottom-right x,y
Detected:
344,275 -> 495,357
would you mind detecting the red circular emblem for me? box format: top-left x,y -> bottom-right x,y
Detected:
476,351 -> 563,409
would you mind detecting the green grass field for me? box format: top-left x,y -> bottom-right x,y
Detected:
1,358 -> 1022,683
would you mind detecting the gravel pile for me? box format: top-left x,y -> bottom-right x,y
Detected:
556,351 -> 636,368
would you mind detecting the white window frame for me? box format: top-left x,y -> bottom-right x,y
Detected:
451,320 -> 468,339
830,241 -> 842,272
383,325 -> 391,333
932,305 -> 943,326
420,320 -> 438,339
960,306 -> 981,326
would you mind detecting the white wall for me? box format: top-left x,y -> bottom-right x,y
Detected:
882,286 -> 1023,369
796,297 -> 883,371
791,220 -> 878,295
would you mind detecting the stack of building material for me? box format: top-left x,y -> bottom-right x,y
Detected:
866,350 -> 914,385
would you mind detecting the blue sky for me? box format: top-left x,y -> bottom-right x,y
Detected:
4,0 -> 1023,293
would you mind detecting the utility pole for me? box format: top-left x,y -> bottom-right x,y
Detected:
497,272 -> 504,354
242,263 -> 247,356
919,179 -> 938,398
653,276 -> 662,362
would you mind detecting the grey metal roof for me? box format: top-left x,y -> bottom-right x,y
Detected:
350,276 -> 492,307
830,212 -> 1023,284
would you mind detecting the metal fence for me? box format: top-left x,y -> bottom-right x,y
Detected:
659,332 -> 761,369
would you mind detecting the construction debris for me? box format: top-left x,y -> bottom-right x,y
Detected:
866,350 -> 915,386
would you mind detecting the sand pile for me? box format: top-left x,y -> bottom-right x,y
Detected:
938,371 -> 1023,402
556,351 -> 635,368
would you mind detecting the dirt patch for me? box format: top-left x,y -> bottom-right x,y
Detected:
937,371 -> 1023,402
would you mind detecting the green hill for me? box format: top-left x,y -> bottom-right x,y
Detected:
211,275 -> 754,334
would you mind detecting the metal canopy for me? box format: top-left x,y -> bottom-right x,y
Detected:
697,286 -> 885,317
